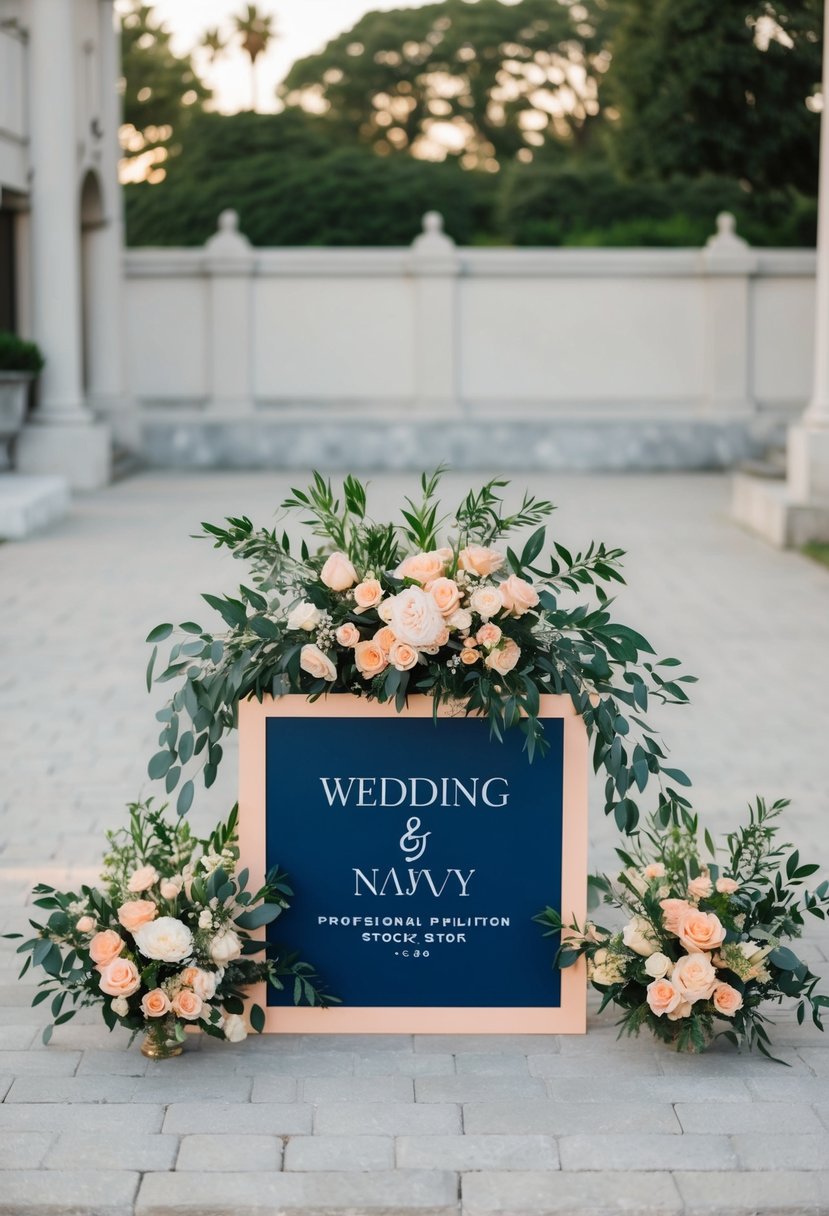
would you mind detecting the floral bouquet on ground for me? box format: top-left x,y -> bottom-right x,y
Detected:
536,798 -> 829,1058
147,470 -> 694,833
4,801 -> 335,1055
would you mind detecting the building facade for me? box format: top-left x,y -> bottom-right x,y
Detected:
0,0 -> 126,489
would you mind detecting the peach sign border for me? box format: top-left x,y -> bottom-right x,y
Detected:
238,693 -> 588,1034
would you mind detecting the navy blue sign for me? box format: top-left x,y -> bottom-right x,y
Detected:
265,714 -> 564,1008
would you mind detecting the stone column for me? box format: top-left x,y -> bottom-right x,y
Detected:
204,210 -> 255,414
83,0 -> 135,448
16,0 -> 110,488
787,0 -> 829,504
410,212 -> 459,412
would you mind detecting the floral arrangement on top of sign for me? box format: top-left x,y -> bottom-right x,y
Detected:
4,802 -> 336,1053
147,470 -> 694,834
536,798 -> 829,1058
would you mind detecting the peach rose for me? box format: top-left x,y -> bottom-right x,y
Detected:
353,579 -> 384,610
299,644 -> 337,682
677,909 -> 726,954
128,864 -> 159,893
354,640 -> 388,679
387,586 -> 446,648
373,626 -> 396,655
117,900 -> 157,934
320,551 -> 357,591
336,622 -> 360,647
89,929 -> 125,967
141,988 -> 171,1018
389,640 -> 419,671
712,982 -> 743,1017
469,586 -> 504,621
660,898 -> 695,935
687,873 -> 713,901
98,957 -> 141,998
396,551 -> 446,586
430,578 -> 461,617
716,876 -> 739,895
671,952 -> 717,1003
460,647 -> 480,665
159,876 -> 184,900
458,545 -> 505,577
476,622 -> 502,649
643,863 -> 666,880
76,916 -> 95,934
499,574 -> 540,617
645,977 -> 682,1017
172,989 -> 203,1021
485,638 -> 521,676
667,999 -> 693,1022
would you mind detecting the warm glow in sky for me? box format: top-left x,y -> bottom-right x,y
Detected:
141,0 -> 441,113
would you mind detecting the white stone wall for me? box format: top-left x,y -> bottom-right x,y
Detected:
123,213 -> 816,469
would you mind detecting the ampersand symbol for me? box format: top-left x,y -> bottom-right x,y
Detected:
399,816 -> 431,862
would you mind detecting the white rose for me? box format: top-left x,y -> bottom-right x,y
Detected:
622,915 -> 659,958
287,601 -> 322,632
299,644 -> 338,682
222,1012 -> 249,1043
187,967 -> 219,1001
738,940 -> 772,965
134,916 -> 194,963
110,996 -> 129,1017
469,586 -> 505,621
387,586 -> 446,649
644,951 -> 672,979
209,928 -> 242,965
447,608 -> 472,632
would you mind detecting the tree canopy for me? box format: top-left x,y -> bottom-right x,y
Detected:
122,0 -> 822,247
608,0 -> 823,192
120,1 -> 211,182
279,0 -> 616,168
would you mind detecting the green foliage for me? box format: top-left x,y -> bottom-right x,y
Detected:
607,0 -> 822,193
279,0 -> 615,166
147,470 -> 693,832
121,2 -> 820,249
124,111 -> 496,246
0,331 -> 44,374
120,1 -> 210,176
497,162 -> 818,248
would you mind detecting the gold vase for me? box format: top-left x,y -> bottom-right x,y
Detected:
140,1029 -> 184,1060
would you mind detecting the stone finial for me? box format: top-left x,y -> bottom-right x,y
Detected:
705,211 -> 750,254
205,209 -> 252,255
412,210 -> 456,254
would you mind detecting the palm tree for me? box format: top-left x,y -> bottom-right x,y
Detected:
233,4 -> 276,111
200,27 -> 226,68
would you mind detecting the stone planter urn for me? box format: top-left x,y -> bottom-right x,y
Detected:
0,332 -> 44,470
0,371 -> 35,470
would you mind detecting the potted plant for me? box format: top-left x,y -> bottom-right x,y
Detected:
0,331 -> 45,469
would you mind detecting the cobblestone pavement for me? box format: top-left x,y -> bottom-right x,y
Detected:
1,470 -> 828,1216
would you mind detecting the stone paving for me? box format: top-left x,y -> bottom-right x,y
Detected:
0,470 -> 828,1216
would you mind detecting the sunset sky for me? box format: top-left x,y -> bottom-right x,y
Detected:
140,0 -> 445,113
